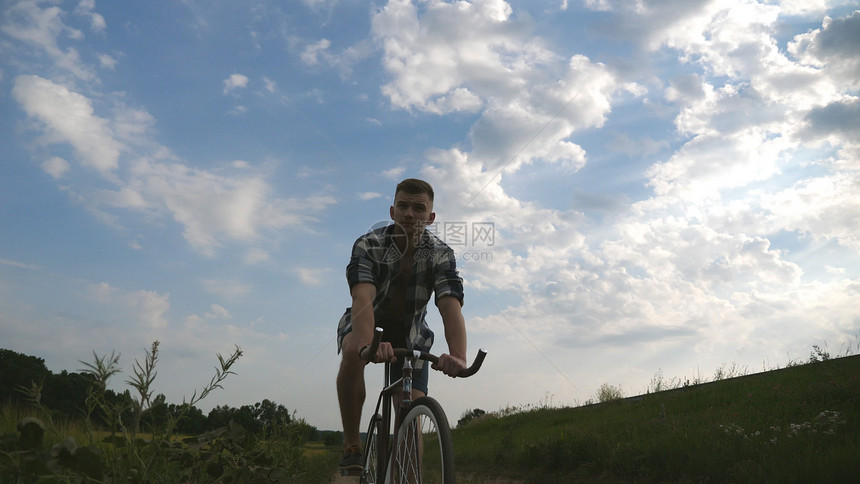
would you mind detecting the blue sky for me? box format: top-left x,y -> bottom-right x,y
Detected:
2,0 -> 859,431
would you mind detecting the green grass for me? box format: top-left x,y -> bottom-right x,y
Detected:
452,355 -> 860,483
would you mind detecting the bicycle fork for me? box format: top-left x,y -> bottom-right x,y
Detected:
391,359 -> 423,483
373,358 -> 415,482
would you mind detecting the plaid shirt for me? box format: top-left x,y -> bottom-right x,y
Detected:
337,224 -> 464,357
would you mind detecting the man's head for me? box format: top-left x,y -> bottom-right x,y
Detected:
390,178 -> 436,243
394,178 -> 434,203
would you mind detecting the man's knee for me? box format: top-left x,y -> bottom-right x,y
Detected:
340,332 -> 364,359
339,334 -> 367,379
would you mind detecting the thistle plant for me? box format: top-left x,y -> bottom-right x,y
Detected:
78,350 -> 122,441
126,341 -> 159,440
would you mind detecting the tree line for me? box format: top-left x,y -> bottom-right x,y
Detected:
0,348 -> 315,439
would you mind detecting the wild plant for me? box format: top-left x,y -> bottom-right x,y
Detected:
713,362 -> 748,381
809,344 -> 831,362
2,341 -> 244,482
125,341 -> 159,441
596,383 -> 624,403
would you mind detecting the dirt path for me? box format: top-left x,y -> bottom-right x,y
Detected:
329,471 -> 359,483
329,472 -> 523,483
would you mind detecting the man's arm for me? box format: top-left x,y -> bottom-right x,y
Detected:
434,295 -> 467,377
345,282 -> 395,363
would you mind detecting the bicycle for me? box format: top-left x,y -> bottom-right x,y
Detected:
345,327 -> 487,484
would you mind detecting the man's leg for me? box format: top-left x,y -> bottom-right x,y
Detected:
337,332 -> 365,449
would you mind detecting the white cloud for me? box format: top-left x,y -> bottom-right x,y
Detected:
406,2 -> 860,373
468,54 -> 617,173
789,11 -> 860,89
93,186 -> 147,209
41,156 -> 70,179
128,161 -> 269,253
1,1 -> 95,80
608,132 -> 668,158
243,248 -> 271,265
204,304 -> 232,319
665,73 -> 705,104
74,0 -> 106,33
0,259 -> 39,270
825,265 -> 846,275
296,267 -> 330,286
112,104 -> 157,144
201,278 -> 252,300
372,3 -> 622,173
646,129 -> 789,201
381,166 -> 406,179
358,192 -> 382,201
223,73 -> 250,94
759,173 -> 860,251
227,105 -> 248,115
421,147 -> 585,295
13,75 -> 122,174
87,282 -> 171,329
262,76 -> 277,93
98,53 -> 117,69
294,32 -> 373,78
300,0 -> 335,9
771,0 -> 829,16
300,38 -> 331,65
372,0 -> 518,115
45,151 -> 339,256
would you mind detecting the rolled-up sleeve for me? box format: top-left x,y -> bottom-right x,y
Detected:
433,247 -> 464,305
346,238 -> 377,288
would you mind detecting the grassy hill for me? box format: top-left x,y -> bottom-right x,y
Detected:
451,354 -> 859,483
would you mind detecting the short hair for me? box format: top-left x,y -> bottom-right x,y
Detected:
395,178 -> 434,202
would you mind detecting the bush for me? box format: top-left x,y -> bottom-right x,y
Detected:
596,383 -> 624,403
458,408 -> 487,427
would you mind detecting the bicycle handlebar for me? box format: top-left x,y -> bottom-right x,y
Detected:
359,327 -> 487,378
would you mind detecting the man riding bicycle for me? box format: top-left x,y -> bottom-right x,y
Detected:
336,178 -> 468,471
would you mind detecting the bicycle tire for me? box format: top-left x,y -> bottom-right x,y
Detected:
361,413 -> 383,484
390,396 -> 454,484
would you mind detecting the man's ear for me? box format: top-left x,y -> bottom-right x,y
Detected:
390,204 -> 395,221
428,211 -> 436,224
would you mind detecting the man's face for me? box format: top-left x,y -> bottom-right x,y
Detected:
390,191 -> 435,241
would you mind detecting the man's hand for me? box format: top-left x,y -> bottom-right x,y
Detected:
360,341 -> 397,364
432,353 -> 466,377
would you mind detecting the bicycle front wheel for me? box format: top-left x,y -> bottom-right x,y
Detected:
391,396 -> 454,484
362,413 -> 382,484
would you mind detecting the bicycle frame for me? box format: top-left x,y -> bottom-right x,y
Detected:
359,327 -> 486,484
367,356 -> 417,480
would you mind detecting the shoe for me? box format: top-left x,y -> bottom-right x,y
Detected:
338,444 -> 363,470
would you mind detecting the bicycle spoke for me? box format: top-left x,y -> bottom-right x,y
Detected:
393,398 -> 452,484
395,417 -> 422,482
